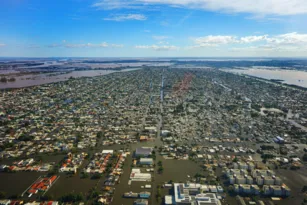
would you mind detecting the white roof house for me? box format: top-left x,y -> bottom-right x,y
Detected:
102,150 -> 114,154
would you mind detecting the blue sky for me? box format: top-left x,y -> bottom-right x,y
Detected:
1,0 -> 307,57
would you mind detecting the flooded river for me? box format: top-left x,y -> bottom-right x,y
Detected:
223,68 -> 307,88
0,69 -> 139,89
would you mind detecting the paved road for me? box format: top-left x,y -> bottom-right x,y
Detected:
287,119 -> 307,132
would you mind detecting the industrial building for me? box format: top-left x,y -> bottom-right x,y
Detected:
173,183 -> 221,205
139,158 -> 153,165
130,169 -> 151,181
165,195 -> 174,205
135,147 -> 153,157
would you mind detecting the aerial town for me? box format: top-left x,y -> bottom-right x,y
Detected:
0,60 -> 307,205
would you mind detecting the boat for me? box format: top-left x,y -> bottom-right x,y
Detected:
124,192 -> 138,198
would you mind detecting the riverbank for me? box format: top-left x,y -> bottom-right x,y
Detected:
0,68 -> 140,89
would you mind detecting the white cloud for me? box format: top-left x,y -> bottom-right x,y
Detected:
103,14 -> 147,21
228,32 -> 307,53
267,32 -> 307,45
152,35 -> 169,41
190,32 -> 307,53
192,33 -> 304,47
135,44 -> 179,51
46,42 -> 123,48
230,45 -> 307,52
230,46 -> 277,52
92,0 -> 144,10
230,46 -> 258,51
0,43 -> 6,47
65,43 -> 99,48
65,42 -> 111,48
240,35 -> 267,43
187,43 -> 219,49
194,35 -> 238,45
158,41 -> 169,45
92,0 -> 307,16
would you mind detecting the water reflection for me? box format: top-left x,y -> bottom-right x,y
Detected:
0,69 -> 139,89
224,68 -> 307,88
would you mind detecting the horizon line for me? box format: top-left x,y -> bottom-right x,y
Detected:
1,56 -> 307,59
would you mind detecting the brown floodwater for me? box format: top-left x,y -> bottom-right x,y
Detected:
0,69 -> 139,89
0,137 -> 203,204
110,154 -> 203,205
223,68 -> 307,88
0,172 -> 42,196
109,138 -> 203,205
47,173 -> 98,199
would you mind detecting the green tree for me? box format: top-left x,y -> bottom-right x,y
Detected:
91,173 -> 102,179
40,194 -> 53,201
96,131 -> 103,139
60,192 -> 84,202
158,166 -> 164,173
157,161 -> 162,166
76,193 -> 84,201
89,188 -> 100,199
194,173 -> 204,178
81,172 -> 89,178
0,77 -> 7,83
76,132 -> 82,143
156,186 -> 162,202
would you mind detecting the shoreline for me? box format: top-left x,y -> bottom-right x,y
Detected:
0,68 -> 140,90
220,68 -> 307,90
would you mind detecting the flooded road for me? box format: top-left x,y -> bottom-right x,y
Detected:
0,172 -> 42,196
1,121 -> 203,203
110,137 -> 202,205
259,107 -> 307,132
0,68 -> 139,89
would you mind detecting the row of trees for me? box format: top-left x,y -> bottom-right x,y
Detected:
0,77 -> 16,82
59,192 -> 84,202
156,185 -> 162,203
0,192 -> 21,200
157,160 -> 164,173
